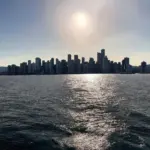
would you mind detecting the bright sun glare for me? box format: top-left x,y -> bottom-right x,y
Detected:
68,11 -> 93,39
72,12 -> 88,29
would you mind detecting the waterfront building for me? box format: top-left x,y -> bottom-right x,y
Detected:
35,57 -> 41,74
50,58 -> 54,74
141,61 -> 147,73
28,60 -> 32,74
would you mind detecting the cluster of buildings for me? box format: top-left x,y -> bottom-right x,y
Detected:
5,49 -> 150,75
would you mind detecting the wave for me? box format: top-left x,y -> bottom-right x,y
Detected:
0,136 -> 76,150
106,110 -> 150,150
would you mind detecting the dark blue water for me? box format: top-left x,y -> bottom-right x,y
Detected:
0,75 -> 150,150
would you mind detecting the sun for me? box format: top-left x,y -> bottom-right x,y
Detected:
71,12 -> 89,29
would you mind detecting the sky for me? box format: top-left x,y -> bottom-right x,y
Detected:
0,0 -> 150,66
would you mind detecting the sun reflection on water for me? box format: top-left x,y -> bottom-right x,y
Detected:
63,75 -> 120,149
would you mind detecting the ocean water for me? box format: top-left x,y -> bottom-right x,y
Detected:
0,74 -> 150,150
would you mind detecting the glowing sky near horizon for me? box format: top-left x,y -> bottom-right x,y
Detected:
0,0 -> 150,66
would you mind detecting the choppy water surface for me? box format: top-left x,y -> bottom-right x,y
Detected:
0,75 -> 150,150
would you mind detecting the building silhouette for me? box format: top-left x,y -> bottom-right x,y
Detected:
141,61 -> 147,73
28,60 -> 32,74
35,57 -> 41,74
6,49 -> 149,75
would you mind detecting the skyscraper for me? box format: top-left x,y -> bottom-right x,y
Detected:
31,63 -> 36,74
45,61 -> 50,74
141,61 -> 147,73
97,52 -> 102,73
101,49 -> 105,73
68,54 -> 72,74
110,61 -> 114,73
60,60 -> 68,74
74,55 -> 80,74
117,62 -> 122,73
82,57 -> 85,64
50,58 -> 54,74
68,54 -> 71,62
113,62 -> 118,73
28,60 -> 32,74
88,58 -> 95,73
81,57 -> 85,73
101,49 -> 105,57
56,58 -> 61,74
42,60 -> 46,74
20,62 -> 28,75
74,55 -> 78,61
103,56 -> 110,73
35,57 -> 41,74
83,62 -> 88,73
97,52 -> 101,64
124,57 -> 130,73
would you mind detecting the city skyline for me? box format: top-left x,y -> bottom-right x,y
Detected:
0,50 -> 150,67
1,49 -> 150,68
6,49 -> 150,75
1,0 -> 150,66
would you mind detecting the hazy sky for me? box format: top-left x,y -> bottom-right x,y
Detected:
0,0 -> 150,66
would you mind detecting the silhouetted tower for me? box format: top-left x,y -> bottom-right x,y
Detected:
81,57 -> 85,73
60,60 -> 68,74
35,57 -> 41,74
50,58 -> 54,74
42,60 -> 46,74
141,61 -> 147,73
88,58 -> 95,73
97,52 -> 102,73
68,54 -> 72,74
74,55 -> 80,74
28,60 -> 32,74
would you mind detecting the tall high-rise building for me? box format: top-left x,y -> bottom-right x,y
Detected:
101,49 -> 105,57
88,58 -> 95,73
50,58 -> 54,74
83,62 -> 88,73
124,57 -> 130,73
113,62 -> 118,73
122,57 -> 130,73
141,61 -> 147,73
74,55 -> 78,61
103,56 -> 110,73
35,57 -> 41,74
60,60 -> 68,74
31,63 -> 36,74
68,54 -> 71,62
81,57 -> 85,73
97,52 -> 102,73
97,52 -> 101,64
101,49 -> 105,73
74,55 -> 80,73
8,64 -> 19,75
122,59 -> 125,72
82,57 -> 85,64
45,61 -> 50,74
125,57 -> 129,66
78,59 -> 81,73
28,60 -> 32,74
42,60 -> 46,74
68,54 -> 72,74
71,60 -> 74,74
56,59 -> 61,74
110,61 -> 114,73
20,62 -> 28,74
117,62 -> 122,73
